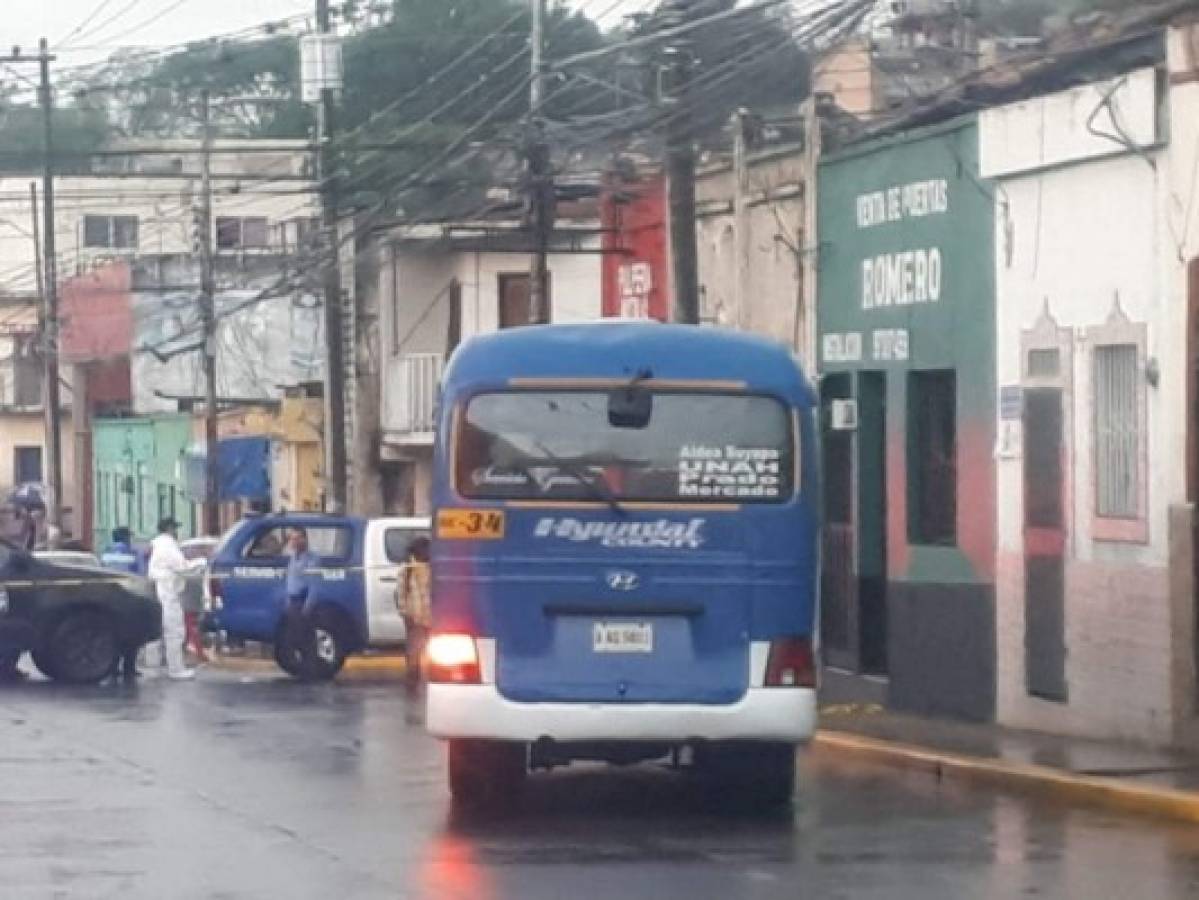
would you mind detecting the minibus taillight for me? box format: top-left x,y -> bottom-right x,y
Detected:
765,637 -> 816,688
426,633 -> 481,684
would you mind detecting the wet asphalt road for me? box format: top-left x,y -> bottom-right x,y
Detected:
2,670 -> 1199,900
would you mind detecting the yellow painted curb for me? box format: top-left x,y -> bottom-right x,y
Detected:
813,730 -> 1199,825
344,655 -> 408,673
207,653 -> 408,676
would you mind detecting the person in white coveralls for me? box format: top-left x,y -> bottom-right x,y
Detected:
147,517 -> 206,681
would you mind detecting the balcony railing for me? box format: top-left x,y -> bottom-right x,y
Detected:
383,352 -> 444,442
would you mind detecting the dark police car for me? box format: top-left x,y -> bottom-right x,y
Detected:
0,539 -> 161,684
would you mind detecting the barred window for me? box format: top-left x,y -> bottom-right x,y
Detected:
1094,344 -> 1139,519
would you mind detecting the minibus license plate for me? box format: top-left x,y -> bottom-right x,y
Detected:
593,622 -> 653,654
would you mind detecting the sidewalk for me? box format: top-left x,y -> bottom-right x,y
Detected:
814,704 -> 1199,824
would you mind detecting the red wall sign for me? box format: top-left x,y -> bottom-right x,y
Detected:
601,172 -> 670,322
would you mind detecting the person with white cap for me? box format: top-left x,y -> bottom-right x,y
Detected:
147,517 -> 204,681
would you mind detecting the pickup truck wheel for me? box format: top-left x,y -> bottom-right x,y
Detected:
304,613 -> 348,682
698,741 -> 796,811
31,648 -> 59,680
45,612 -> 120,685
273,636 -> 302,677
274,613 -> 349,682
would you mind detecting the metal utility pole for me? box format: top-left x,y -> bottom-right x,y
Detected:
37,38 -> 64,530
198,89 -> 220,536
526,0 -> 553,325
662,2 -> 700,325
317,0 -> 349,512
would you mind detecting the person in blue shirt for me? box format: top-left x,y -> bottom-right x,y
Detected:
280,528 -> 320,679
101,527 -> 143,681
101,527 -> 140,573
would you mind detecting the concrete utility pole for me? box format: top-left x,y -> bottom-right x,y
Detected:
28,178 -> 56,519
198,89 -> 220,536
527,0 -> 553,324
2,42 -> 64,533
29,183 -> 43,334
732,108 -> 751,331
530,0 -> 545,120
37,39 -> 64,530
317,0 -> 349,512
662,1 -> 699,325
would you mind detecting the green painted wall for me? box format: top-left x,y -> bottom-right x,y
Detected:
816,117 -> 996,584
93,415 -> 197,550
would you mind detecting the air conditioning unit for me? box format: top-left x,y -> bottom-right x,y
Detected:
829,399 -> 859,431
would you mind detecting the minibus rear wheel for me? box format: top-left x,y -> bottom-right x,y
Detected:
448,739 -> 527,808
698,741 -> 796,810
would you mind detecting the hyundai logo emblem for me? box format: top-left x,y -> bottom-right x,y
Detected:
605,570 -> 640,592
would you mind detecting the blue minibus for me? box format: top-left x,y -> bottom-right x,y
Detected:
426,322 -> 819,806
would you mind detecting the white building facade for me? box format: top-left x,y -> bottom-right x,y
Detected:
376,224 -> 603,515
0,140 -> 317,296
0,140 -> 320,539
982,26 -> 1199,747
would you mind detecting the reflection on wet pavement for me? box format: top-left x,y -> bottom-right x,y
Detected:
1,671 -> 1198,899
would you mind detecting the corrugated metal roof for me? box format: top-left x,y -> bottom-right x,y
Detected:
832,0 -> 1195,148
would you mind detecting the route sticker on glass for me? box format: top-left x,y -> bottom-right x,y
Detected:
437,509 -> 505,540
593,621 -> 654,654
677,444 -> 784,500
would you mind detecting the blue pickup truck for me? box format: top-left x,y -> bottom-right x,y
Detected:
205,513 -> 429,679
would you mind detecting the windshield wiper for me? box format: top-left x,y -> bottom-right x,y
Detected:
531,442 -> 628,517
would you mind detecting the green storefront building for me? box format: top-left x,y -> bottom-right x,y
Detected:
816,116 -> 997,721
92,415 -> 197,551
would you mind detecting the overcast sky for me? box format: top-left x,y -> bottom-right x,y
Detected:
7,0 -> 661,74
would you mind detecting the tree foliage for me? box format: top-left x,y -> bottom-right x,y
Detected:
0,102 -> 109,174
628,0 -> 810,139
0,0 -> 813,193
343,0 -> 607,137
688,0 -> 811,113
72,37 -> 305,139
72,0 -> 608,145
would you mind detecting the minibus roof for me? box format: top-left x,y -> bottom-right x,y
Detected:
442,322 -> 816,407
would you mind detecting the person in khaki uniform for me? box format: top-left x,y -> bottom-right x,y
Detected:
396,537 -> 431,692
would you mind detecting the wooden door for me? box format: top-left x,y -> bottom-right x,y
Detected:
820,374 -> 856,670
857,371 -> 888,676
1024,388 -> 1068,702
497,273 -> 550,328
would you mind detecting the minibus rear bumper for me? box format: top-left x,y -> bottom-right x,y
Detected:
426,683 -> 817,744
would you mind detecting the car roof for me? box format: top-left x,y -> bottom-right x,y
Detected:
249,512 -> 358,522
34,551 -> 102,566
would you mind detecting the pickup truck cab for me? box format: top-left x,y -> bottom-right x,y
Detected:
205,513 -> 429,679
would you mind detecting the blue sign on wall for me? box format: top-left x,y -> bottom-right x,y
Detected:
185,436 -> 271,502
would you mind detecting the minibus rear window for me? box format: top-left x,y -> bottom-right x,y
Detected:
455,391 -> 795,503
